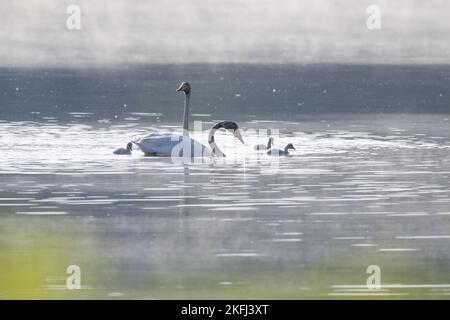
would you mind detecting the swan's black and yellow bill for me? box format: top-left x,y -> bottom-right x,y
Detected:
234,129 -> 245,144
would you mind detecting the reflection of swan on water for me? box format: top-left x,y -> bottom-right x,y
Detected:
132,82 -> 244,157
254,137 -> 274,151
267,143 -> 295,156
113,142 -> 132,155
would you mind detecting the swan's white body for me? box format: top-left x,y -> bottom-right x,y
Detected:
133,132 -> 210,157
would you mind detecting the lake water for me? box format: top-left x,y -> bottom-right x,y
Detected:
1,64 -> 450,299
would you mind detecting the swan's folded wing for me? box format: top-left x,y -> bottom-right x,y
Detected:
170,136 -> 210,158
133,133 -> 176,156
133,133 -> 209,157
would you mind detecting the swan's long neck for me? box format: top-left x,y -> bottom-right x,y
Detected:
208,128 -> 226,157
182,93 -> 190,137
267,138 -> 273,149
284,145 -> 290,154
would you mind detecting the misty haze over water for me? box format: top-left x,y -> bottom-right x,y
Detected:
1,0 -> 450,66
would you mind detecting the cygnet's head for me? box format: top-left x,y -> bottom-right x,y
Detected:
285,143 -> 295,151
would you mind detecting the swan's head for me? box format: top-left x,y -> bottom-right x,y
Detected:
212,121 -> 245,144
176,82 -> 191,94
127,142 -> 133,151
213,121 -> 245,144
285,143 -> 295,151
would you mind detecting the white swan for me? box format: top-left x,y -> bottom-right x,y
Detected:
132,82 -> 244,157
134,121 -> 244,157
133,132 -> 208,157
267,143 -> 295,156
254,137 -> 274,151
113,142 -> 132,155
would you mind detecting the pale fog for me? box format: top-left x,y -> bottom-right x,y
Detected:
1,1 -> 450,300
1,0 -> 450,66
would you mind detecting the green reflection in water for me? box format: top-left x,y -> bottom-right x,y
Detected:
1,213 -> 449,299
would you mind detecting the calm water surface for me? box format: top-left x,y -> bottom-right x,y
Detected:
1,65 -> 450,299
